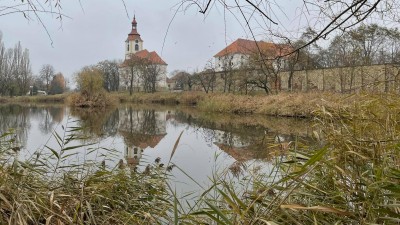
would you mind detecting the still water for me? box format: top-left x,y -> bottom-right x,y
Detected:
0,104 -> 315,194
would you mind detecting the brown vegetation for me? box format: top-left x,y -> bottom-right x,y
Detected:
5,90 -> 400,119
116,91 -> 352,118
68,91 -> 116,108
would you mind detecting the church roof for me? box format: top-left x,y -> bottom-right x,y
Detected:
120,130 -> 167,149
214,38 -> 291,58
127,29 -> 142,42
135,49 -> 167,65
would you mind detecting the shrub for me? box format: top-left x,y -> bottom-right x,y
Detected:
75,67 -> 104,96
70,66 -> 114,108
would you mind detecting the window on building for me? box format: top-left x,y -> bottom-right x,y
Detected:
135,44 -> 139,51
127,43 -> 129,51
135,40 -> 139,43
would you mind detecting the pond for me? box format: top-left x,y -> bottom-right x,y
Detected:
0,103 -> 315,194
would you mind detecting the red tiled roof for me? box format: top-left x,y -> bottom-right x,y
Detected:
135,49 -> 149,58
214,38 -> 291,58
120,131 -> 167,149
135,50 -> 167,65
215,143 -> 251,162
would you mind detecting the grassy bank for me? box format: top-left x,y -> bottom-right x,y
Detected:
0,94 -> 67,104
115,91 -> 392,118
3,91 -> 400,118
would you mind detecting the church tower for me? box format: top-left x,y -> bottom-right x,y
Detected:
125,15 -> 143,59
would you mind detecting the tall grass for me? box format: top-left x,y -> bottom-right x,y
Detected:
174,93 -> 400,224
0,119 -> 173,224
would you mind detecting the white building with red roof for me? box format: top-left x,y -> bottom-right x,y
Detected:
214,38 -> 291,72
121,16 -> 168,90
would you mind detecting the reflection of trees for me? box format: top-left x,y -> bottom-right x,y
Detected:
122,107 -> 165,135
119,107 -> 167,147
118,106 -> 167,168
0,105 -> 67,147
0,105 -> 30,146
140,110 -> 157,135
49,107 -> 64,123
169,110 -> 314,162
19,105 -> 65,135
102,109 -> 119,136
70,107 -> 119,138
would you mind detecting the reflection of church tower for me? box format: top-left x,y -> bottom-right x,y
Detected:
125,145 -> 142,168
119,108 -> 168,168
125,15 -> 144,59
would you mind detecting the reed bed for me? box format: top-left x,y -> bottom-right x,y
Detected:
175,93 -> 400,224
0,122 -> 173,224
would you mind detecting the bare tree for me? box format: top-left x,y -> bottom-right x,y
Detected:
122,54 -> 165,94
122,56 -> 143,95
97,60 -> 120,92
39,64 -> 55,93
180,0 -> 400,61
0,37 -> 32,96
197,60 -> 217,93
169,70 -> 196,91
140,62 -> 164,93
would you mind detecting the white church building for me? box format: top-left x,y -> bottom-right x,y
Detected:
121,16 -> 168,90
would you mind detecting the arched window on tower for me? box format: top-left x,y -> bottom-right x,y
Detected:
127,43 -> 129,51
135,44 -> 139,51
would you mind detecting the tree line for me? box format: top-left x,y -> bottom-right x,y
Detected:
0,31 -> 69,96
0,33 -> 31,96
73,55 -> 165,95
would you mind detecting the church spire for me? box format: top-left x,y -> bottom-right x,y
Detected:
125,14 -> 143,58
132,15 -> 137,30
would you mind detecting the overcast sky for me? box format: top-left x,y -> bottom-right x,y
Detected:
0,0 -> 305,82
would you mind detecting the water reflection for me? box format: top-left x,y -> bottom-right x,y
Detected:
169,110 -> 314,162
37,106 -> 65,134
0,104 -> 315,168
0,104 -> 66,147
119,107 -> 167,168
70,107 -> 119,137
